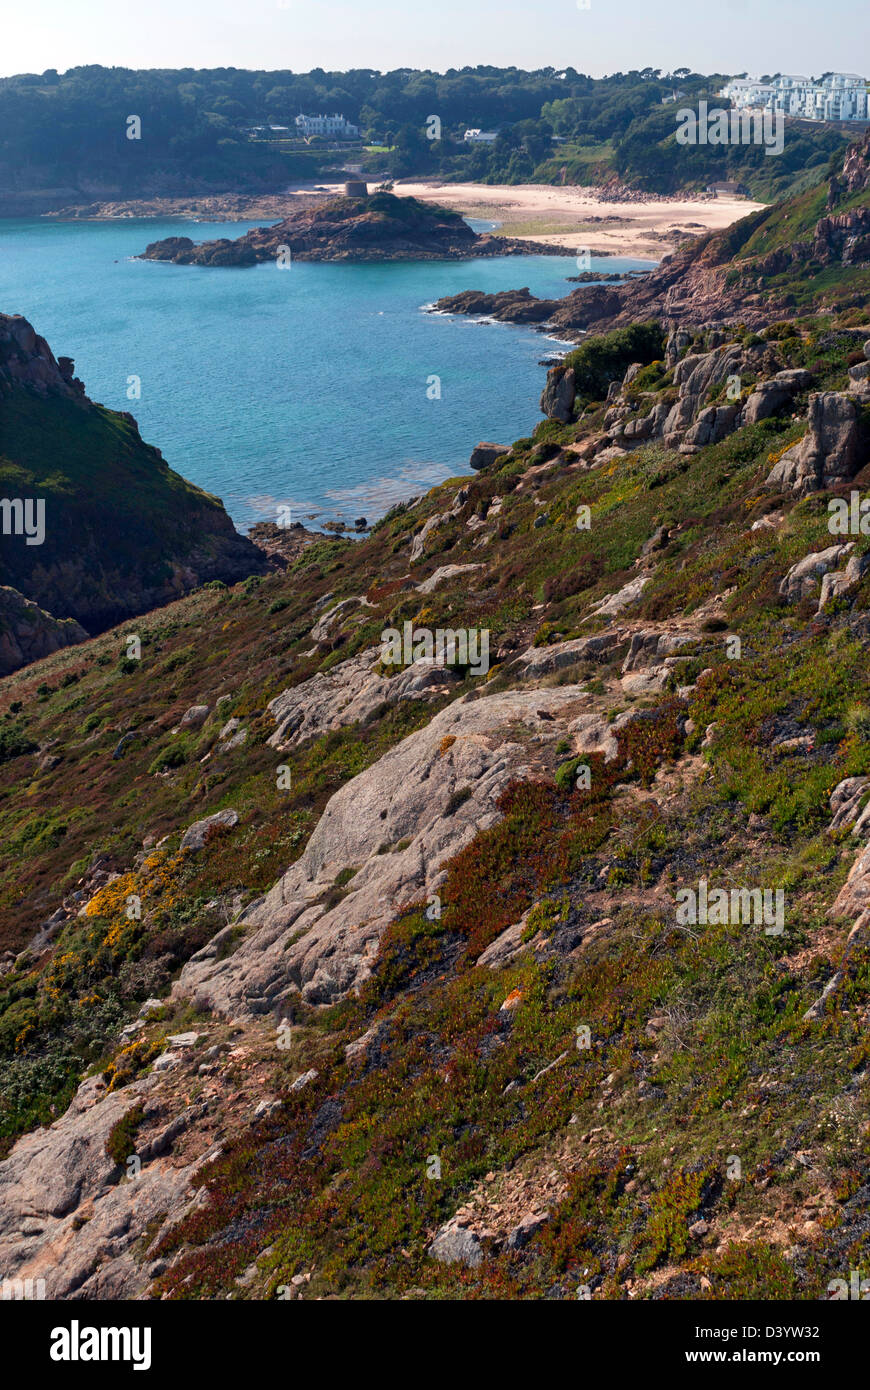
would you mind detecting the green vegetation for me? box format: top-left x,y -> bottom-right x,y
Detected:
2,223 -> 870,1295
0,386 -> 260,632
0,65 -> 850,202
106,1103 -> 145,1167
563,322 -> 665,407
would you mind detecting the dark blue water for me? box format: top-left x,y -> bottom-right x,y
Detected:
0,216 -> 652,529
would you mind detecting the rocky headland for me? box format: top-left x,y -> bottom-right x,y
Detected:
0,313 -> 266,670
433,133 -> 870,336
139,190 -> 564,266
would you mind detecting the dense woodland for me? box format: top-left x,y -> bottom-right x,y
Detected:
0,64 -> 852,202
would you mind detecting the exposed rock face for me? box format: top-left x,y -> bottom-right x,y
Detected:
0,1073 -> 202,1298
779,544 -> 854,601
180,808 -> 240,852
813,207 -> 870,266
839,133 -> 870,195
177,686 -> 594,1013
415,562 -> 483,594
435,133 -> 870,337
741,370 -> 813,424
512,632 -> 624,680
818,550 -> 870,610
140,193 -> 561,266
586,574 -> 651,619
540,366 -> 577,423
766,393 -> 862,495
828,776 -> 870,832
0,313 -> 266,653
596,339 -> 815,460
267,647 -> 462,749
833,844 -> 870,919
0,314 -> 85,398
0,585 -> 88,676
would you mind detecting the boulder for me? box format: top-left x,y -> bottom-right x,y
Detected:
179,704 -> 209,729
740,369 -> 812,425
469,442 -> 510,471
429,1222 -> 483,1268
505,1212 -> 550,1250
218,717 -> 248,750
180,809 -> 239,852
540,365 -> 576,423
586,575 -> 651,620
779,544 -> 853,601
818,550 -> 870,610
683,401 -> 740,448
766,393 -> 861,495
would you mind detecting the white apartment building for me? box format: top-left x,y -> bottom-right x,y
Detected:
721,73 -> 869,122
294,113 -> 361,139
463,129 -> 499,143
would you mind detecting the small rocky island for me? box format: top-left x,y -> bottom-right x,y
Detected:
140,189 -> 560,265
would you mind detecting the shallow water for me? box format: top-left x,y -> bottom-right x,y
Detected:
0,216 -> 652,530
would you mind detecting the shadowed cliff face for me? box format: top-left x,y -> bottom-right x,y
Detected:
0,313 -> 266,650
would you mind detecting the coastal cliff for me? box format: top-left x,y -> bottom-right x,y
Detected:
0,313 -> 266,662
433,132 -> 870,335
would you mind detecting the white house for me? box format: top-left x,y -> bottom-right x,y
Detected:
294,113 -> 361,139
463,129 -> 499,143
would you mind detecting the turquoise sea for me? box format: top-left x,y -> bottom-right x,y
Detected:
0,216 -> 652,531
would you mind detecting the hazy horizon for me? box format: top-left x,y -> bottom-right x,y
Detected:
1,0 -> 867,82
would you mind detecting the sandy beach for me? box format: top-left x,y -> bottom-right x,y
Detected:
42,178 -> 765,260
392,180 -> 765,258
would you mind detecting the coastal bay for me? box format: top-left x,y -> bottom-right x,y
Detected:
0,213 -> 648,531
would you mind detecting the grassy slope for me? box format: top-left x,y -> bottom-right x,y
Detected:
2,312 -> 870,1297
720,160 -> 870,313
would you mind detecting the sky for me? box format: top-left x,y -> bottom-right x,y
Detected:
0,0 -> 867,79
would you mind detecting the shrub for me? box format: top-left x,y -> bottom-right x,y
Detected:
0,721 -> 37,764
563,322 -> 665,406
106,1103 -> 145,1167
